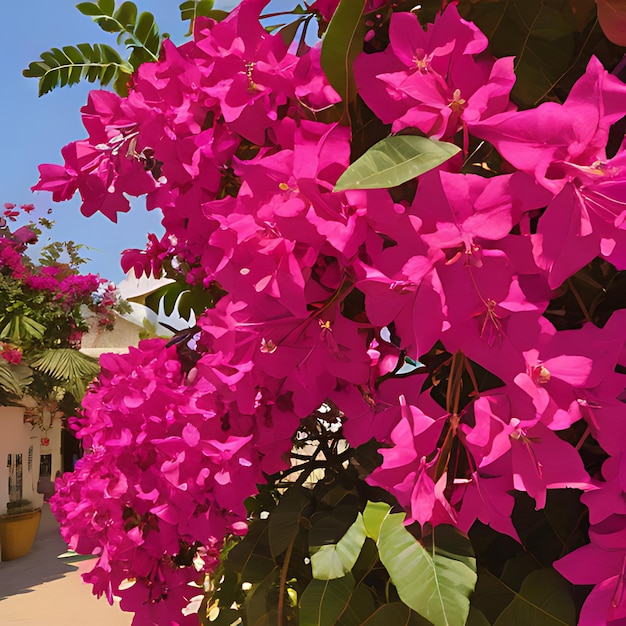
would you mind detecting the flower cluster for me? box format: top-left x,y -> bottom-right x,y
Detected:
0,342 -> 22,364
53,340 -> 258,625
38,1 -> 626,623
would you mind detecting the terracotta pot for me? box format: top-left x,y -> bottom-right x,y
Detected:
0,508 -> 42,560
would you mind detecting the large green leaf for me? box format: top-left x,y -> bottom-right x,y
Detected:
143,281 -> 219,320
309,500 -> 359,546
299,573 -> 356,626
362,500 -> 390,541
245,566 -> 279,626
224,525 -> 275,584
364,502 -> 477,626
311,513 -> 367,580
337,583 -> 377,626
472,567 -> 518,624
267,486 -> 311,559
361,603 -> 431,626
458,0 -> 576,106
492,569 -> 576,626
334,135 -> 460,191
320,0 -> 366,111
465,607 -> 491,626
278,17 -> 307,48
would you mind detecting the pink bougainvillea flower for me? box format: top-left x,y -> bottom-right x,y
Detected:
33,135 -> 155,222
533,147 -> 626,286
556,540 -> 626,625
454,472 -> 518,541
472,57 -> 626,193
471,57 -> 626,284
415,169 -> 551,257
554,453 -> 626,624
366,396 -> 452,526
354,5 -> 515,139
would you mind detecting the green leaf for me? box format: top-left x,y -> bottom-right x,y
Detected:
320,0 -> 366,111
311,513 -> 367,580
366,502 -> 477,626
180,0 -> 215,34
114,1 -> 138,31
500,555 -> 539,592
20,316 -> 48,339
361,603 -> 431,626
98,0 -> 115,15
201,9 -> 229,22
309,500 -> 359,546
337,583 -> 377,626
145,282 -> 188,317
278,17 -> 306,48
224,525 -> 275,584
465,607 -> 491,626
34,0 -> 162,96
23,44 -> 132,96
299,573 -> 356,626
143,282 -> 217,320
334,135 -> 460,191
245,567 -> 279,626
267,487 -> 311,559
179,0 -> 214,20
472,567 -> 517,624
76,2 -> 101,17
351,537 -> 379,582
95,16 -> 122,33
363,500 -> 389,541
135,12 -> 156,46
459,0 -> 575,106
492,569 -> 576,626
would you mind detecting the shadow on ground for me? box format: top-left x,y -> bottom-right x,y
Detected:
0,505 -> 81,599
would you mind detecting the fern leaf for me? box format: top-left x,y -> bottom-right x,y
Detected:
25,1 -> 164,95
23,44 -> 133,96
74,1 -> 161,64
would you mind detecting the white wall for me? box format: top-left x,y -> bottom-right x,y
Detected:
0,407 -> 62,514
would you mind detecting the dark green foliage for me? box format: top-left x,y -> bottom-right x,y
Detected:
144,280 -> 225,322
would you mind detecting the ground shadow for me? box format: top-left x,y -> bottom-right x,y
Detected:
0,505 -> 84,600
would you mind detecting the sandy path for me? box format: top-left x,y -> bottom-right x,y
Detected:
0,504 -> 131,625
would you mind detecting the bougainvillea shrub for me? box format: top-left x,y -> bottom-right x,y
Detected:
31,0 -> 626,623
0,208 -> 126,406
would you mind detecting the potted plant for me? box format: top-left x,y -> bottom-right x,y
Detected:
0,204 -> 127,559
0,499 -> 42,561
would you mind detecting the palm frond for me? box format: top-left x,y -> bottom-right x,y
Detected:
30,348 -> 100,399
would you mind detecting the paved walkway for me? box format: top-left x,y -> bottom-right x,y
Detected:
0,504 -> 131,625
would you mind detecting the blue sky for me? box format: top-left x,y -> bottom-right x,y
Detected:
0,1 -> 214,282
